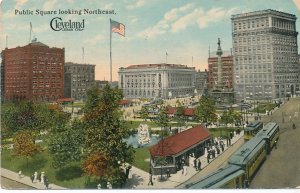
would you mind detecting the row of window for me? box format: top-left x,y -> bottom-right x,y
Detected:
234,17 -> 269,31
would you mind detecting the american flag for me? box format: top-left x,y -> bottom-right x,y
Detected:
111,19 -> 125,36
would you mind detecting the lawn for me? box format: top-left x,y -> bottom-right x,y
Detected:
1,144 -> 152,188
132,147 -> 151,173
209,127 -> 242,138
1,149 -> 98,189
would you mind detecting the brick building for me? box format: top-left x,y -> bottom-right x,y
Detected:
2,39 -> 64,101
208,55 -> 233,91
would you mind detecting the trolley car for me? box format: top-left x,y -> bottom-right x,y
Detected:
244,121 -> 263,141
187,165 -> 246,189
188,122 -> 280,189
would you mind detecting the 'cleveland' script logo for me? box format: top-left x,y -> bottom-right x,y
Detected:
50,17 -> 85,31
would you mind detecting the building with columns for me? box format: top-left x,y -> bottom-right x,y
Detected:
118,63 -> 195,99
232,9 -> 299,100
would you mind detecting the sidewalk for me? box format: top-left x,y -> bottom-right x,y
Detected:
1,168 -> 66,190
124,131 -> 244,189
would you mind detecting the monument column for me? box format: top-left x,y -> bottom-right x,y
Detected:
216,38 -> 223,90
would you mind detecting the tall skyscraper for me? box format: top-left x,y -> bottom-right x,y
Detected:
2,38 -> 64,101
232,9 -> 299,100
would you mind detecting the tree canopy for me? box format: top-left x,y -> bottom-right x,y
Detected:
82,85 -> 134,181
195,96 -> 217,124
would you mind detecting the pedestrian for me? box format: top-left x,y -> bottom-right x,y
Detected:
41,172 -> 45,184
37,172 -> 41,182
293,123 -> 296,130
183,165 -> 188,175
274,140 -> 277,149
197,159 -> 201,171
30,174 -> 34,183
18,171 -> 22,178
207,156 -> 210,164
97,183 -> 101,189
125,167 -> 130,179
148,173 -> 153,186
44,177 -> 49,189
34,171 -> 38,183
193,158 -> 197,169
166,168 -> 171,178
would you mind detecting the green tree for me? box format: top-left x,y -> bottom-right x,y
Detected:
83,86 -> 101,113
154,106 -> 171,181
83,85 -> 134,185
1,101 -> 70,137
2,101 -> 39,134
140,106 -> 149,121
220,108 -> 235,126
175,101 -> 185,127
195,96 -> 217,125
48,119 -> 85,168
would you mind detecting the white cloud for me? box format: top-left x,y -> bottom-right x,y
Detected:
128,16 -> 139,23
33,24 -> 49,33
43,0 -> 58,10
15,0 -> 28,9
138,3 -> 194,38
172,7 -> 238,32
83,34 -> 105,45
126,0 -> 146,10
2,9 -> 15,19
104,3 -> 113,10
293,0 -> 300,10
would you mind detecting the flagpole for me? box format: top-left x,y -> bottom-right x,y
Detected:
110,18 -> 112,84
29,22 -> 32,43
166,52 -> 168,64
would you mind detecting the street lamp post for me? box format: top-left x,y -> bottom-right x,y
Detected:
160,125 -> 164,181
257,101 -> 260,120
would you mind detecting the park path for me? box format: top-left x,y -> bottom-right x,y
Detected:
1,168 -> 66,190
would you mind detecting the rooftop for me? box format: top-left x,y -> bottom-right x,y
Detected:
121,63 -> 194,70
232,9 -> 297,20
150,124 -> 211,157
165,106 -> 195,116
228,134 -> 265,166
188,164 -> 244,189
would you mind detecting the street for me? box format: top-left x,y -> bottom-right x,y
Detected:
250,98 -> 300,188
1,177 -> 34,189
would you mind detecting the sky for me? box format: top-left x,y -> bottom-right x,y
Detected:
1,0 -> 300,81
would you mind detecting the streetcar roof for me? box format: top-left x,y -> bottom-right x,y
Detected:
228,134 -> 266,166
188,165 -> 244,189
256,122 -> 278,138
246,121 -> 263,128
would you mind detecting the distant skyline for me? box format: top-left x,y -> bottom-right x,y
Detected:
1,0 -> 300,81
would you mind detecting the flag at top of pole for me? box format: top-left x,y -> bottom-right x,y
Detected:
111,19 -> 125,36
109,19 -> 125,83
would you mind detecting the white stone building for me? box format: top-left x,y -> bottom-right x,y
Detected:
232,9 -> 299,100
118,63 -> 195,99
